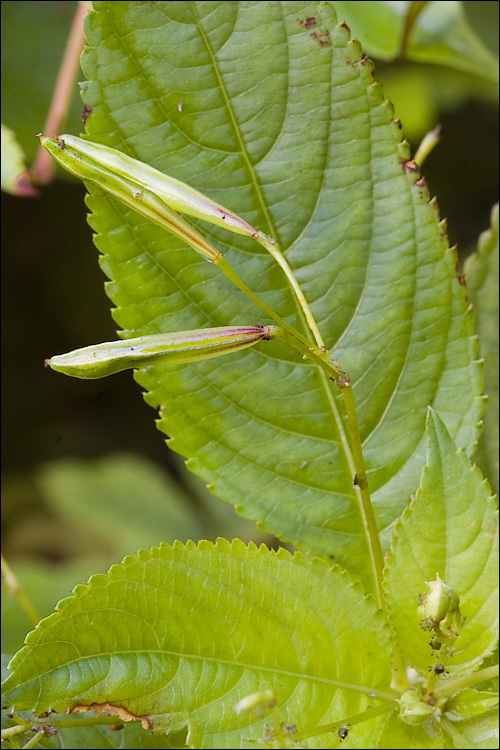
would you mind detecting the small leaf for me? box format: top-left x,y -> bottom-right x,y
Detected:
444,688 -> 499,720
2,540 -> 393,747
384,408 -> 498,673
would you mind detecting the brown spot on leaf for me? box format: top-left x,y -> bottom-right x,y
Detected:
69,703 -> 152,731
457,274 -> 466,286
310,29 -> 331,46
298,17 -> 316,28
81,105 -> 92,124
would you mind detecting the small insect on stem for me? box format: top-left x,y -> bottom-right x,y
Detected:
58,139 -> 65,150
429,663 -> 448,676
338,723 -> 350,741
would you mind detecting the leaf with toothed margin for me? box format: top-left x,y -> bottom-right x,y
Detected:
1,539 -> 393,749
384,408 -> 498,675
465,204 -> 499,496
58,0 -> 484,593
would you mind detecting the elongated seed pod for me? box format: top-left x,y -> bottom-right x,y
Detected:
39,135 -> 221,262
46,326 -> 274,379
39,134 -> 273,246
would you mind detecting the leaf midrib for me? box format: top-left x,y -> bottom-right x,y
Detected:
190,1 -> 378,554
14,649 -> 394,700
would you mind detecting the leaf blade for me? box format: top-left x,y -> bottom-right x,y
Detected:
2,540 -> 393,748
75,1 -> 483,588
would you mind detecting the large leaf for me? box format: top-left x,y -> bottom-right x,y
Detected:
384,408 -> 498,674
465,204 -> 499,495
72,0 -> 483,591
2,540 -> 393,749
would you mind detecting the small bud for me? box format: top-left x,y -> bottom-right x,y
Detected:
46,326 -> 273,379
398,689 -> 435,725
417,574 -> 465,644
235,690 -> 276,717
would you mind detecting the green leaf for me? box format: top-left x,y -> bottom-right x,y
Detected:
384,408 -> 498,673
73,1 -> 483,589
443,707 -> 500,749
375,710 -> 444,749
2,540 -> 393,748
332,0 -> 499,81
465,204 -> 499,495
0,123 -> 35,196
444,688 -> 499,720
1,652 -> 188,749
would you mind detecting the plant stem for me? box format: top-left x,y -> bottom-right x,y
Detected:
1,555 -> 40,626
438,664 -> 499,697
30,3 -> 88,185
221,249 -> 388,613
257,235 -> 326,347
215,256 -> 316,350
342,388 -> 385,608
292,699 -> 396,742
256,241 -> 407,687
21,729 -> 45,749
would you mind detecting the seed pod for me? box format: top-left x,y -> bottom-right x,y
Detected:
45,326 -> 273,379
39,133 -> 273,247
39,135 -> 222,262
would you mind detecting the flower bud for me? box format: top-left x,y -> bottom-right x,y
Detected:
417,574 -> 465,644
235,690 -> 276,717
398,689 -> 435,725
46,326 -> 273,379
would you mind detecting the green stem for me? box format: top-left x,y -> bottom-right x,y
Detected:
292,699 -> 396,742
1,555 -> 40,626
253,245 -> 407,686
1,725 -> 27,739
21,729 -> 45,749
341,388 -> 385,609
438,664 -> 499,697
215,256 -> 316,350
256,235 -> 326,347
